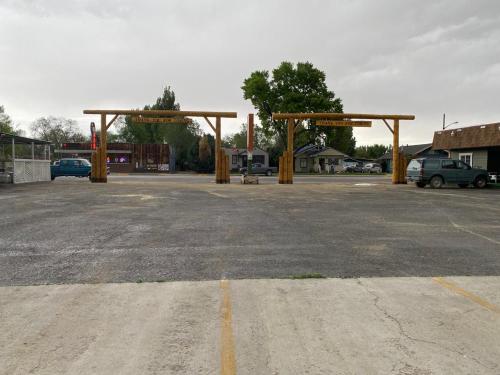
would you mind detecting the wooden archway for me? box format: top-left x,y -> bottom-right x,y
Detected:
83,109 -> 237,184
271,112 -> 415,184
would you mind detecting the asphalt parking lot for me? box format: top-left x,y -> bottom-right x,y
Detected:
1,174 -> 499,285
1,175 -> 499,374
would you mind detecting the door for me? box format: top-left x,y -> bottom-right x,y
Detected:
440,159 -> 458,184
59,159 -> 70,176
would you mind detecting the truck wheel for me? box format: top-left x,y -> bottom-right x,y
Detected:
474,176 -> 487,188
416,182 -> 426,188
266,170 -> 272,176
430,176 -> 443,189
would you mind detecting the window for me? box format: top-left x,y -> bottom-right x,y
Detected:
253,155 -> 265,164
423,159 -> 439,169
457,160 -> 470,170
300,158 -> 307,168
459,153 -> 472,166
408,160 -> 421,170
232,155 -> 238,165
441,160 -> 457,169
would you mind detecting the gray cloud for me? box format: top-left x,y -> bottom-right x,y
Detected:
1,0 -> 499,145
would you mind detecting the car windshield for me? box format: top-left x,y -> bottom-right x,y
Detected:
80,159 -> 91,166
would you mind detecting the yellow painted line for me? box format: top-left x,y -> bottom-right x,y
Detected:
433,277 -> 500,314
220,280 -> 237,375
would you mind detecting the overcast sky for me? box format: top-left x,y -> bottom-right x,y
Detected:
1,0 -> 499,145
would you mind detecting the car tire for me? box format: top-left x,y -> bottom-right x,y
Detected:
416,182 -> 426,188
266,170 -> 272,176
51,176 -> 55,181
458,183 -> 468,188
430,176 -> 443,189
474,176 -> 487,188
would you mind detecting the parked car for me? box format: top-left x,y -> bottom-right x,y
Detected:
344,163 -> 364,173
51,158 -> 92,180
50,158 -> 110,180
406,158 -> 489,188
362,163 -> 382,174
239,163 -> 277,176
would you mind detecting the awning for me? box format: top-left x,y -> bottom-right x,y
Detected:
0,132 -> 51,145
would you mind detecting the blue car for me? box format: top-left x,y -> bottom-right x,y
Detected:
50,158 -> 92,180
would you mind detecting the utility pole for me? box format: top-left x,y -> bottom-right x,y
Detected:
442,113 -> 445,130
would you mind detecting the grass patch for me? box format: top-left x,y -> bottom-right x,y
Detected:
290,272 -> 326,279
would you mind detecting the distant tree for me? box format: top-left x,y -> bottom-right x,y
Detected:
242,61 -> 355,154
0,105 -> 23,135
354,144 -> 391,159
30,116 -> 86,149
222,123 -> 271,149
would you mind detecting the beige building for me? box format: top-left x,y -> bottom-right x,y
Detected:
294,144 -> 347,173
223,148 -> 269,171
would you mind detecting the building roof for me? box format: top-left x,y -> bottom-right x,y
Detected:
0,132 -> 51,145
432,122 -> 500,150
378,143 -> 432,160
223,147 -> 267,155
294,144 -> 347,157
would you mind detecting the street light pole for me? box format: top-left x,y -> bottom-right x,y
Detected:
442,113 -> 458,130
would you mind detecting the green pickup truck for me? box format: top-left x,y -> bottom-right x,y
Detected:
406,158 -> 489,188
50,158 -> 92,180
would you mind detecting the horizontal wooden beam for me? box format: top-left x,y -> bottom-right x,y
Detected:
84,109 -> 237,118
316,120 -> 372,127
272,112 -> 415,121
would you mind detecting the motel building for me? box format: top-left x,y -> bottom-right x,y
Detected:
55,143 -> 171,173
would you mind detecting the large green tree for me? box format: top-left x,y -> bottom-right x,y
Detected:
242,61 -> 355,154
30,116 -> 86,149
119,86 -> 201,170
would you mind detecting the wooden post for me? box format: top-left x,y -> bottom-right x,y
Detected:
278,155 -> 284,183
91,152 -> 96,181
282,152 -> 288,184
392,119 -> 399,184
287,118 -> 294,184
215,117 -> 221,183
98,114 -> 107,183
399,153 -> 407,184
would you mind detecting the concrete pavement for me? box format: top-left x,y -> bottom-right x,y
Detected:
1,276 -> 499,374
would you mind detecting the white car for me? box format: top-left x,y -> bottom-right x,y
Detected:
363,163 -> 382,174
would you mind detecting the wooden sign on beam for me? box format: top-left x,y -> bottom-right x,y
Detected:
316,120 -> 372,127
131,116 -> 192,124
